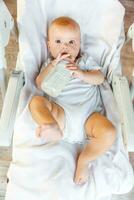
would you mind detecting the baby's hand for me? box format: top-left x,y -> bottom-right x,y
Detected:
66,63 -> 84,80
51,53 -> 70,66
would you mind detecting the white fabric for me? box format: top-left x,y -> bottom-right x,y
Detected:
43,54 -> 104,143
5,0 -> 134,200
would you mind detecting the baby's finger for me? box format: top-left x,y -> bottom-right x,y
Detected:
60,53 -> 70,60
66,66 -> 78,70
64,57 -> 75,63
67,68 -> 78,71
56,53 -> 62,60
66,63 -> 75,67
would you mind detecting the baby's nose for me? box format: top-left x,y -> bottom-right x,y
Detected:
62,43 -> 68,48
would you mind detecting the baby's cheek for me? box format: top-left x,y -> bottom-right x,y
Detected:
51,44 -> 61,57
74,46 -> 80,52
54,50 -> 60,58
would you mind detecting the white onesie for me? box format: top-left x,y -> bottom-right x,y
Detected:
42,54 -> 104,144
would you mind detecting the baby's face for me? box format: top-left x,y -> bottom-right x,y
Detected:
48,25 -> 81,61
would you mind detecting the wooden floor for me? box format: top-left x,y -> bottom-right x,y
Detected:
0,0 -> 134,199
0,148 -> 11,199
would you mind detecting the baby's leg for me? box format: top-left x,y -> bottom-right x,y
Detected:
29,96 -> 65,142
74,112 -> 116,184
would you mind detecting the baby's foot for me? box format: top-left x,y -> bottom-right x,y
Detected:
74,157 -> 91,185
36,123 -> 63,142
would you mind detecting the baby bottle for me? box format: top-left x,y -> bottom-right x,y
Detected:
41,60 -> 72,97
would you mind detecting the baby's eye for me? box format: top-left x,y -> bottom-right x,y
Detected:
55,40 -> 61,44
69,40 -> 75,45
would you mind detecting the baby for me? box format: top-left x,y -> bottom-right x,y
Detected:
29,17 -> 116,185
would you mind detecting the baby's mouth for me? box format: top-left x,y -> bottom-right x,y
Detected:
61,52 -> 72,59
61,52 -> 68,56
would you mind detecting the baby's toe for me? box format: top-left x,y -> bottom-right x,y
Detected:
74,175 -> 88,185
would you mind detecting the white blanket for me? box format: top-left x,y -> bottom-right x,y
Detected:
5,0 -> 134,200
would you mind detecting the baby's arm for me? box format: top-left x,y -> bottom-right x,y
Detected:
81,70 -> 105,85
66,63 -> 104,85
